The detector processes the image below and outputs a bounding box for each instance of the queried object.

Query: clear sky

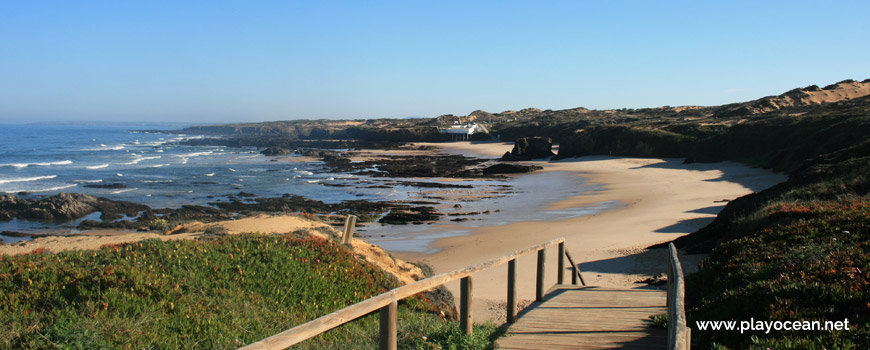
[1,1,868,123]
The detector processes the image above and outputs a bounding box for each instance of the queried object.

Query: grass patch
[0,234,500,349]
[688,199,870,349]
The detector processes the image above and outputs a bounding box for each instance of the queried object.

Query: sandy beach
[398,141,787,322]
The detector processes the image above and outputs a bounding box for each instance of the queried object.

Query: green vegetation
[0,234,501,349]
[688,199,869,349]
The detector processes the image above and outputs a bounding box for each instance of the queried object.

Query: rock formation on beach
[501,136,555,161]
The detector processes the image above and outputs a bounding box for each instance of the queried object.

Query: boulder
[260,147,292,156]
[482,163,543,175]
[501,136,555,161]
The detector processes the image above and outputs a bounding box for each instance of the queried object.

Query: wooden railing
[666,243,691,350]
[240,237,585,350]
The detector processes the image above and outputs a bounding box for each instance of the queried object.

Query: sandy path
[397,141,786,322]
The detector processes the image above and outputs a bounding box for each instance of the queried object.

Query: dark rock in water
[0,193,150,223]
[501,136,555,161]
[238,192,257,197]
[378,207,442,225]
[260,147,292,156]
[83,183,127,189]
[482,163,543,175]
[23,193,100,221]
[2,230,30,237]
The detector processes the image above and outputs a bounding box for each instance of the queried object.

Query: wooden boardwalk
[497,285,668,350]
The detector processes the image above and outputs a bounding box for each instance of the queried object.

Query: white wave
[181,151,213,158]
[86,164,109,170]
[147,164,170,168]
[296,171,314,176]
[204,173,215,177]
[116,173,123,177]
[0,175,57,184]
[0,160,73,168]
[306,180,320,184]
[82,145,124,151]
[111,188,137,194]
[75,179,103,183]
[30,184,78,193]
[142,180,173,183]
[228,168,236,172]
[122,155,162,165]
[156,149,164,153]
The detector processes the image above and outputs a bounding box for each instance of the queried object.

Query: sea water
[0,123,620,249]
[0,123,399,239]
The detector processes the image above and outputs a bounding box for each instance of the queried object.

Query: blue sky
[1,1,868,123]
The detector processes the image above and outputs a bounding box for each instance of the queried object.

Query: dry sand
[399,141,787,322]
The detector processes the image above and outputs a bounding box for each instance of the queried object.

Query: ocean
[0,123,619,248]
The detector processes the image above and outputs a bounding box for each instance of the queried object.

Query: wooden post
[572,265,578,285]
[379,300,397,350]
[557,242,565,284]
[507,259,517,323]
[342,215,357,244]
[536,248,545,302]
[460,276,473,335]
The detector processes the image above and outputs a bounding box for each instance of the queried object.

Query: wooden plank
[536,249,545,301]
[341,215,357,244]
[558,242,565,284]
[460,276,473,335]
[507,258,517,323]
[564,249,586,286]
[378,300,396,350]
[667,243,690,350]
[497,285,668,350]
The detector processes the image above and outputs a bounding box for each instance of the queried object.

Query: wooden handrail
[240,237,571,350]
[666,243,690,350]
[563,249,586,286]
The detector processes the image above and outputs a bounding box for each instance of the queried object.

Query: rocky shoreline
[1,140,548,241]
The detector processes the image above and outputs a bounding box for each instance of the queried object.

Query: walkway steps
[497,285,667,350]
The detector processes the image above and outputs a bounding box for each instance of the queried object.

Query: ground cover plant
[687,199,869,349]
[0,234,500,349]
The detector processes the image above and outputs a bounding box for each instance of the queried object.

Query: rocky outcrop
[260,147,292,156]
[556,126,691,159]
[501,136,555,161]
[482,163,542,175]
[0,193,150,222]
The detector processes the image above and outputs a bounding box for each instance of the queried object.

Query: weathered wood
[240,238,567,349]
[379,300,397,350]
[536,248,545,302]
[497,285,668,350]
[667,243,690,350]
[341,215,357,244]
[557,242,565,284]
[507,258,517,323]
[563,249,586,286]
[460,276,473,334]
